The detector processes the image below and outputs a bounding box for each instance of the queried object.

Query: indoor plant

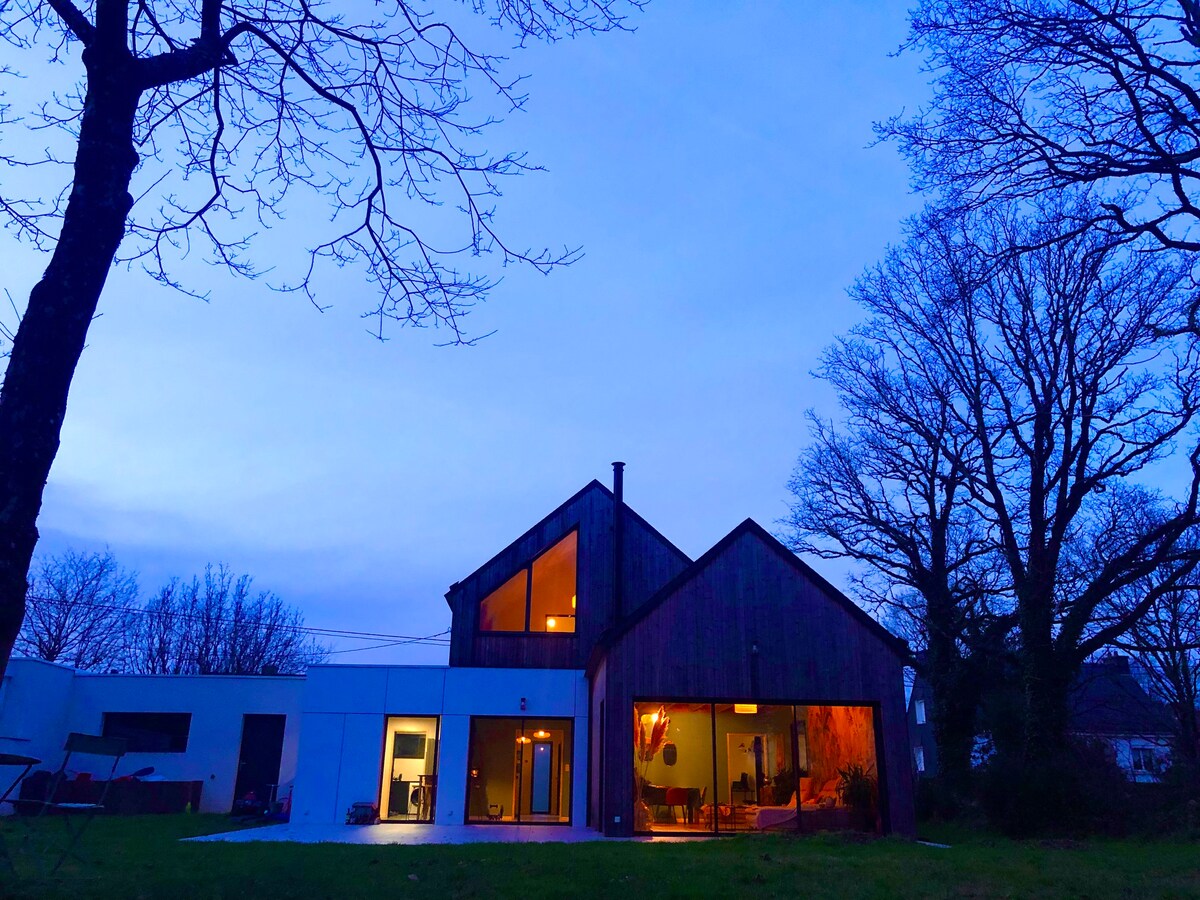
[633,706,671,830]
[836,762,878,831]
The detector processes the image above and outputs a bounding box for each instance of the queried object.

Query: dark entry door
[233,714,286,810]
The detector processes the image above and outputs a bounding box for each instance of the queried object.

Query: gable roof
[444,479,691,605]
[587,517,908,673]
[1069,658,1174,737]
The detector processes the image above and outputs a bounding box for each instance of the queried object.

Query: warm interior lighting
[516,735,531,744]
[546,617,557,629]
[650,712,660,724]
[733,704,758,714]
[571,595,576,609]
[533,730,550,739]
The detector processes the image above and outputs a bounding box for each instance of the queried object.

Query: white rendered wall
[0,658,304,813]
[292,665,589,827]
[0,659,77,768]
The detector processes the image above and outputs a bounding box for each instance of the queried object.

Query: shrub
[980,738,1129,837]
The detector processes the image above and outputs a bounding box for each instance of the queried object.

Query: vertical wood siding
[447,482,689,669]
[600,527,915,836]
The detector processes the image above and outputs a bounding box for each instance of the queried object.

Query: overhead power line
[30,596,451,646]
[326,632,451,655]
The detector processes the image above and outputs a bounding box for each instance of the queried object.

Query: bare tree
[884,1,1200,271]
[798,194,1200,811]
[1110,556,1200,770]
[0,0,642,680]
[784,303,1009,795]
[126,564,326,674]
[15,547,136,670]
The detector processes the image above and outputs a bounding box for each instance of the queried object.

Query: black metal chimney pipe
[612,461,625,624]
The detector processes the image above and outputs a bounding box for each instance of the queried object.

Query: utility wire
[29,596,450,645]
[325,631,451,655]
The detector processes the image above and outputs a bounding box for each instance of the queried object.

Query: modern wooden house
[4,464,916,837]
[292,463,913,836]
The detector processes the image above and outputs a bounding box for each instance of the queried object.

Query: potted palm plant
[836,762,878,832]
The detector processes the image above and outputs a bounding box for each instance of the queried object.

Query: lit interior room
[380,716,440,822]
[633,701,880,834]
[479,531,577,633]
[467,718,573,823]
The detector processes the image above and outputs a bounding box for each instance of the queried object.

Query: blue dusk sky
[7,3,931,663]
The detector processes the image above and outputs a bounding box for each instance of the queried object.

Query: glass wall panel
[467,717,573,823]
[479,571,527,632]
[478,531,577,634]
[631,701,881,835]
[712,704,796,833]
[633,702,715,834]
[797,704,880,833]
[380,716,439,822]
[519,718,573,821]
[529,531,577,633]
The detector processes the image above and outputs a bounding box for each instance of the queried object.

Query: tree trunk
[0,50,141,681]
[1018,581,1071,763]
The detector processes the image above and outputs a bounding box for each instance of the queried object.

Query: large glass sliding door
[713,704,796,832]
[380,716,440,822]
[466,717,573,824]
[634,703,715,833]
[633,701,880,835]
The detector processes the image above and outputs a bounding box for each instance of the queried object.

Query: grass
[0,815,1197,899]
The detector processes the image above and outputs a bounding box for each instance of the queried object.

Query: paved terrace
[186,824,697,845]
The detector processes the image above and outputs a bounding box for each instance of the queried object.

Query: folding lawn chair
[0,752,41,872]
[33,732,126,874]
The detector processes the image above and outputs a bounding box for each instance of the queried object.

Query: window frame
[463,715,575,825]
[477,528,579,637]
[378,714,442,823]
[101,711,192,753]
[1131,745,1160,772]
[630,695,888,837]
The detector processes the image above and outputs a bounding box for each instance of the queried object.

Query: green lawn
[1,815,1197,899]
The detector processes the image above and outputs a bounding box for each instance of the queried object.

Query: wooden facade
[445,480,690,669]
[444,476,915,837]
[587,519,916,837]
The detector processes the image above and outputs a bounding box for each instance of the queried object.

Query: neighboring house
[1069,655,1175,782]
[906,677,936,779]
[4,465,916,836]
[906,654,1174,783]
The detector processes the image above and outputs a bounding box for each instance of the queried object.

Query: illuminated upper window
[480,531,577,634]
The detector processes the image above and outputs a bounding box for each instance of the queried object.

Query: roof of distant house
[1068,655,1174,737]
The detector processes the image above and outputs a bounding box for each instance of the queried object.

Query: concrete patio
[186,823,695,845]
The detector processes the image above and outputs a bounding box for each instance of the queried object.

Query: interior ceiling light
[733,704,758,714]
